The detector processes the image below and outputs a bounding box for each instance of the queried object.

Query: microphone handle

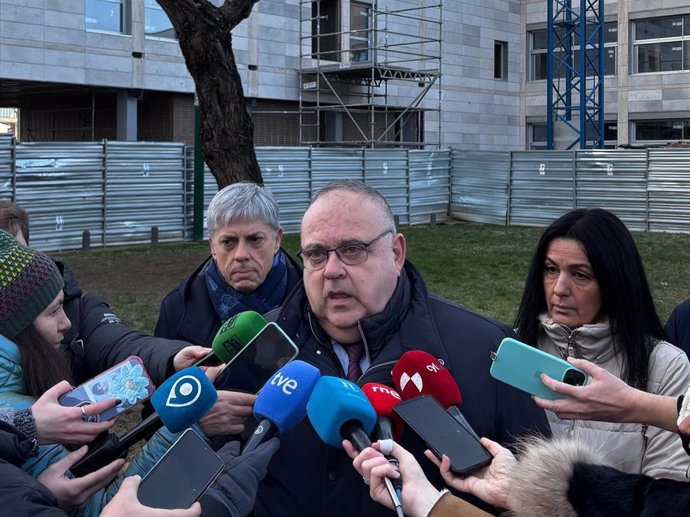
[119,413,164,449]
[341,420,372,452]
[70,433,127,477]
[375,417,403,494]
[243,418,275,454]
[446,406,481,441]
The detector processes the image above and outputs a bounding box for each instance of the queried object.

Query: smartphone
[213,322,299,394]
[138,428,224,510]
[490,337,588,400]
[393,395,492,476]
[59,356,155,422]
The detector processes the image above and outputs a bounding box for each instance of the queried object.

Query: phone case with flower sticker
[58,356,156,422]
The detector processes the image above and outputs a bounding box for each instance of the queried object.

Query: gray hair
[308,180,396,233]
[207,182,280,238]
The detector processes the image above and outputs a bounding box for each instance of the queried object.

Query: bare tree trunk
[156,0,263,188]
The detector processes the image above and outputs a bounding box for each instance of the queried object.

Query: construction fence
[3,136,690,252]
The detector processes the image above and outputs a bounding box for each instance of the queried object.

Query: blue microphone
[307,376,403,516]
[306,376,377,450]
[151,367,218,433]
[242,360,321,453]
[71,367,217,477]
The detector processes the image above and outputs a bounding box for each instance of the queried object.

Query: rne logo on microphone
[371,385,402,399]
[270,372,298,395]
[398,372,423,392]
[166,375,202,407]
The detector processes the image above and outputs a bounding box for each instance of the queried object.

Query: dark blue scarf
[205,250,289,320]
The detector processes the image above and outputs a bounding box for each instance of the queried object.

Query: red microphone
[392,350,479,440]
[361,383,404,501]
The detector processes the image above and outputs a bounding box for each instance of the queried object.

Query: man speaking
[254,180,550,517]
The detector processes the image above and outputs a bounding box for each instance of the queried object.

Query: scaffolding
[547,0,605,149]
[299,1,442,148]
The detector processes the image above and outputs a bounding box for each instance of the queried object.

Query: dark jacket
[154,251,303,346]
[57,260,188,387]
[255,261,551,517]
[666,298,690,359]
[0,422,65,517]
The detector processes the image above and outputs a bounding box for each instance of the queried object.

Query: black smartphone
[137,429,224,510]
[393,395,492,476]
[213,322,299,394]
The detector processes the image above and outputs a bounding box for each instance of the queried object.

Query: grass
[56,222,690,332]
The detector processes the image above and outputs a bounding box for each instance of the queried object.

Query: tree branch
[219,0,260,28]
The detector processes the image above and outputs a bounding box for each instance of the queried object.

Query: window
[145,0,175,39]
[494,41,508,80]
[529,22,617,81]
[528,122,617,149]
[633,119,690,144]
[350,2,372,62]
[633,16,690,73]
[85,0,125,33]
[312,0,340,61]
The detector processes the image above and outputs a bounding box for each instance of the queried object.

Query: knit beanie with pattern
[0,230,64,339]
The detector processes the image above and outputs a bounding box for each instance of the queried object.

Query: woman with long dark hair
[514,208,690,480]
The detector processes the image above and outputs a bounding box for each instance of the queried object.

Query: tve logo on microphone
[166,375,202,407]
[270,371,298,395]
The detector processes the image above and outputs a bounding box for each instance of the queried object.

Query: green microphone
[194,311,267,367]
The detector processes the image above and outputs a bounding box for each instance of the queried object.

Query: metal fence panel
[14,142,105,251]
[363,149,410,226]
[105,142,187,245]
[451,150,509,225]
[575,150,649,231]
[408,150,451,225]
[648,149,690,233]
[0,135,13,199]
[509,151,575,227]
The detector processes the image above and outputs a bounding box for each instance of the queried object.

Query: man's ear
[392,233,406,275]
[275,228,284,252]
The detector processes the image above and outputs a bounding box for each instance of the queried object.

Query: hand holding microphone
[307,377,404,517]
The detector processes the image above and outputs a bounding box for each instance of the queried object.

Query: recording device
[70,366,217,477]
[392,350,479,440]
[490,337,588,400]
[59,356,155,422]
[195,311,267,368]
[361,383,404,498]
[242,360,321,453]
[393,394,492,476]
[307,377,403,515]
[213,322,299,394]
[137,428,224,510]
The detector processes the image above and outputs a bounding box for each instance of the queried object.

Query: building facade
[4,1,685,150]
[524,0,690,149]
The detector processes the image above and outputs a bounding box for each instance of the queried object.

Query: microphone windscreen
[211,311,267,363]
[361,383,404,439]
[151,367,218,433]
[392,350,462,408]
[253,360,321,434]
[307,376,377,448]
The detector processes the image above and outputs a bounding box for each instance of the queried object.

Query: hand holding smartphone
[138,428,224,509]
[490,338,588,400]
[213,322,299,394]
[393,395,492,476]
[59,356,155,422]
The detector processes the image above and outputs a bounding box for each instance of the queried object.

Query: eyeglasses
[297,230,393,271]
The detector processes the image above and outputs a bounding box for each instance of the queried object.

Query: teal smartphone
[489,337,588,400]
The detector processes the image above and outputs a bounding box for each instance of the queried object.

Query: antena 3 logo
[398,372,423,392]
[166,375,202,407]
